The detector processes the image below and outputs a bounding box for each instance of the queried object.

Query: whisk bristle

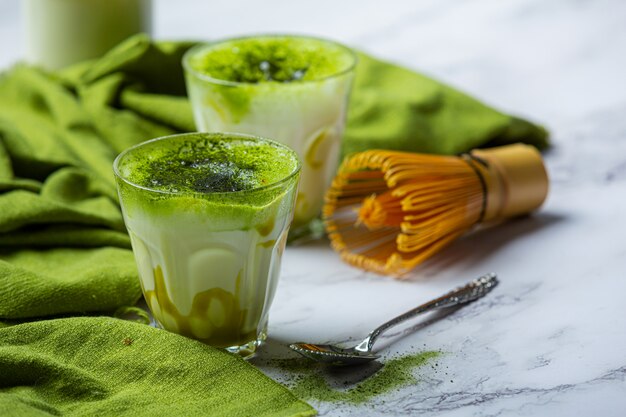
[324,150,486,276]
[357,194,396,229]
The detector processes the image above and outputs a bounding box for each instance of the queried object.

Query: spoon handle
[355,272,498,353]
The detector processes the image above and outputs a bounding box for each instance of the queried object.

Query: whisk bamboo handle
[470,144,549,222]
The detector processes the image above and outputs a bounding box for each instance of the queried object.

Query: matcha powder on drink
[267,350,441,404]
[117,133,298,195]
[188,36,354,84]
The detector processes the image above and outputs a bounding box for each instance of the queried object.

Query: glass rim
[113,132,302,198]
[182,33,358,87]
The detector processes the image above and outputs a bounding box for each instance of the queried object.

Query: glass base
[225,326,268,360]
[149,311,268,360]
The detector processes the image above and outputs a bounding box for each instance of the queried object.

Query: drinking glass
[183,35,356,239]
[23,0,151,70]
[114,132,300,357]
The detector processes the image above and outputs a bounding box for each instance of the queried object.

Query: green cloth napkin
[345,53,548,155]
[0,317,315,417]
[0,37,199,319]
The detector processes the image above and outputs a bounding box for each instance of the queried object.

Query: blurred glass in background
[23,0,151,70]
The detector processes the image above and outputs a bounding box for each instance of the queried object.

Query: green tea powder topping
[120,133,298,194]
[189,36,354,84]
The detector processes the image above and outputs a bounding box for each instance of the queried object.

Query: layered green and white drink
[114,133,300,357]
[183,35,356,238]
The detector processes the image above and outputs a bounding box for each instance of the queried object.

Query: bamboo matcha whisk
[323,143,549,276]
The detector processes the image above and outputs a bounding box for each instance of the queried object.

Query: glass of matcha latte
[114,133,300,357]
[183,35,356,239]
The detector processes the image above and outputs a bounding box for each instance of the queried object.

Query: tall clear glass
[113,133,300,357]
[183,35,357,239]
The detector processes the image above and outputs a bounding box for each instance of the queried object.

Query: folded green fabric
[0,317,315,417]
[0,37,197,319]
[345,53,549,155]
[0,248,138,319]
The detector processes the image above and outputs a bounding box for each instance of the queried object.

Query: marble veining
[2,0,626,415]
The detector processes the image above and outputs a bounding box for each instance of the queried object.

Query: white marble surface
[2,0,626,415]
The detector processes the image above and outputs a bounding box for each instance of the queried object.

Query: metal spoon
[289,272,498,365]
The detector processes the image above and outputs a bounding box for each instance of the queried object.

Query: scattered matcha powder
[266,350,441,404]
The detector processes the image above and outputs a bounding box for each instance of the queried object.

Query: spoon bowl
[289,343,380,365]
